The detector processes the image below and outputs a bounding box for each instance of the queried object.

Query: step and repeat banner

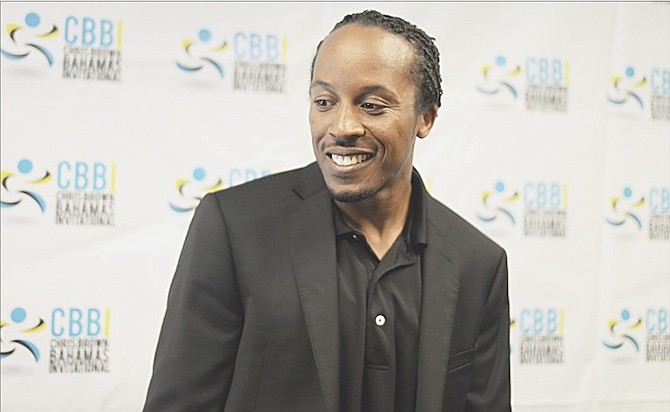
[1,3,668,411]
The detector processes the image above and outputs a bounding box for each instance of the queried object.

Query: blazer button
[375,314,386,326]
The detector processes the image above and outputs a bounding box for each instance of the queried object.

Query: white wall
[1,3,668,411]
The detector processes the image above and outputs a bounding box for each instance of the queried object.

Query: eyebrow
[309,81,396,97]
[309,80,334,93]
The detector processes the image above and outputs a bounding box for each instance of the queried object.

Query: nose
[329,103,364,142]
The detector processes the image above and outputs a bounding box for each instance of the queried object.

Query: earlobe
[416,104,438,139]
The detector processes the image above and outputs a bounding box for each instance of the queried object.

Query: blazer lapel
[286,164,340,412]
[415,210,461,412]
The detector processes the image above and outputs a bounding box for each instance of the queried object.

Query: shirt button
[375,314,386,326]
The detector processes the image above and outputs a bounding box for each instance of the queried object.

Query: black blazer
[144,163,511,412]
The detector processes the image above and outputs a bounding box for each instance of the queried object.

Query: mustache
[327,138,375,149]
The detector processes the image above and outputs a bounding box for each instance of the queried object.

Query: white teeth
[331,154,371,166]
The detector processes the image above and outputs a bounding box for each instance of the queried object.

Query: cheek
[382,128,415,163]
[309,115,328,142]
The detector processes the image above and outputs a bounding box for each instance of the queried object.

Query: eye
[313,98,335,111]
[360,102,385,114]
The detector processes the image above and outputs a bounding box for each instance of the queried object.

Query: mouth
[327,153,373,167]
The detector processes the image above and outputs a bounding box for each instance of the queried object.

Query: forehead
[312,24,416,87]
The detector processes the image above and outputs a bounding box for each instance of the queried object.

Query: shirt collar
[333,168,428,252]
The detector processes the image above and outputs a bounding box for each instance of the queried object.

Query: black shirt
[334,172,427,412]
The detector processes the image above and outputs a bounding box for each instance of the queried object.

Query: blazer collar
[287,163,340,412]
[415,198,462,412]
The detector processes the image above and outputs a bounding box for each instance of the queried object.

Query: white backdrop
[1,3,668,411]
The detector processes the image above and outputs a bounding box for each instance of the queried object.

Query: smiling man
[145,10,510,412]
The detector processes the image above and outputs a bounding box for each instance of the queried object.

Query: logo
[605,186,669,241]
[1,307,47,362]
[608,66,670,122]
[55,161,116,226]
[476,180,568,237]
[2,158,117,226]
[513,307,565,365]
[62,15,123,81]
[477,54,570,112]
[1,12,58,67]
[608,66,647,109]
[476,55,521,99]
[605,186,645,232]
[476,181,520,226]
[2,306,112,373]
[169,166,270,213]
[176,27,288,93]
[2,12,123,81]
[603,308,669,362]
[49,307,111,373]
[177,28,229,79]
[524,56,569,112]
[169,167,224,213]
[650,68,670,121]
[1,158,52,213]
[233,31,287,93]
[603,308,642,353]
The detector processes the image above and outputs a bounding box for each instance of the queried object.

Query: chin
[328,187,377,203]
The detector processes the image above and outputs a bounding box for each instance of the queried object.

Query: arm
[144,193,244,411]
[465,249,511,412]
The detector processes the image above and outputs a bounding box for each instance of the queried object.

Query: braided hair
[310,10,443,113]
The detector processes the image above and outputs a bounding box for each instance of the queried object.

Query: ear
[416,104,438,139]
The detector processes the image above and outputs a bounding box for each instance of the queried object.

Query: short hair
[310,10,443,112]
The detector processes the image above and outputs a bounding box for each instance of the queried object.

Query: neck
[335,178,412,259]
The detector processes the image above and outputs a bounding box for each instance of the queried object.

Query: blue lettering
[651,69,670,94]
[547,308,557,334]
[536,183,547,208]
[57,161,71,189]
[520,309,531,334]
[100,19,114,48]
[552,59,563,85]
[527,57,564,85]
[526,57,537,84]
[647,308,668,333]
[533,309,543,333]
[81,17,95,46]
[524,182,563,209]
[87,308,101,336]
[51,308,66,337]
[234,32,283,61]
[229,169,243,186]
[64,16,78,45]
[649,187,670,212]
[249,33,262,60]
[660,308,668,333]
[550,183,561,208]
[234,32,246,59]
[266,35,279,62]
[523,182,534,207]
[69,308,82,337]
[93,163,107,191]
[74,162,88,190]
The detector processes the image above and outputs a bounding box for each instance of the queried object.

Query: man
[144,10,510,412]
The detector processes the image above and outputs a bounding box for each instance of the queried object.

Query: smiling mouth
[329,153,372,166]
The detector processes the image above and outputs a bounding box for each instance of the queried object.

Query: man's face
[309,23,436,203]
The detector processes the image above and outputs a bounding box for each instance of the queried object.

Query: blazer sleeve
[144,193,244,411]
[465,249,512,412]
